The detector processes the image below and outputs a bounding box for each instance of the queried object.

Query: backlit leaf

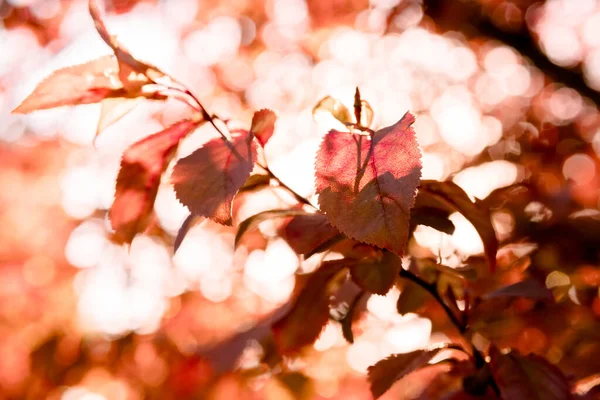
[280,213,341,257]
[367,348,444,399]
[95,97,141,140]
[489,346,571,400]
[171,130,257,225]
[89,0,185,91]
[272,260,349,354]
[250,109,276,147]
[416,180,498,272]
[13,56,124,114]
[312,96,353,125]
[315,112,422,256]
[238,173,271,194]
[235,209,312,248]
[349,250,403,295]
[110,120,198,243]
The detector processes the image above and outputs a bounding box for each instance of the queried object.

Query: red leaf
[13,56,125,114]
[110,120,198,243]
[89,0,186,91]
[416,180,498,272]
[280,213,341,257]
[315,112,422,256]
[489,346,571,400]
[272,260,349,354]
[171,131,257,225]
[367,348,444,399]
[250,109,276,147]
[350,250,403,295]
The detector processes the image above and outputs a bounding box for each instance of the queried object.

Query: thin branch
[398,268,486,368]
[399,268,464,331]
[259,163,318,210]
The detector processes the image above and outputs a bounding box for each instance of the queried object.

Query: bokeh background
[1,0,600,398]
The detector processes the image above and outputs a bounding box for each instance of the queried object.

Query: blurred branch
[422,0,600,106]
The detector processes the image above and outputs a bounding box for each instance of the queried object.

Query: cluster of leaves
[14,1,600,399]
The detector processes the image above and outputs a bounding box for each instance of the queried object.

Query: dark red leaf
[350,250,403,295]
[13,56,125,114]
[280,213,341,257]
[489,346,571,400]
[340,290,367,344]
[396,280,427,314]
[272,260,349,354]
[174,213,203,253]
[171,130,257,225]
[483,279,553,301]
[411,206,455,235]
[250,109,276,147]
[416,180,498,272]
[315,112,422,256]
[235,209,313,248]
[110,120,198,243]
[367,348,444,399]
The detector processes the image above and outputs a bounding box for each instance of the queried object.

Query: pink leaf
[13,56,124,114]
[250,109,276,147]
[171,131,257,225]
[315,112,422,256]
[110,120,198,243]
[489,346,571,400]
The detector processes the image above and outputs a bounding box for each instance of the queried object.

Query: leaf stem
[259,163,318,210]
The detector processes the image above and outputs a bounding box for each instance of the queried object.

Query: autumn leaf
[250,109,276,147]
[95,97,141,140]
[173,213,204,253]
[13,56,126,114]
[396,280,427,314]
[110,119,198,243]
[489,346,571,400]
[238,173,272,194]
[340,290,366,344]
[349,250,403,295]
[171,130,257,225]
[279,213,342,257]
[315,112,422,256]
[235,209,313,248]
[416,180,498,272]
[89,0,187,92]
[367,348,444,399]
[272,260,349,354]
[312,96,353,125]
[410,206,455,235]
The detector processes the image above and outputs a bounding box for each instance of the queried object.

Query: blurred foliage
[1,0,600,399]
